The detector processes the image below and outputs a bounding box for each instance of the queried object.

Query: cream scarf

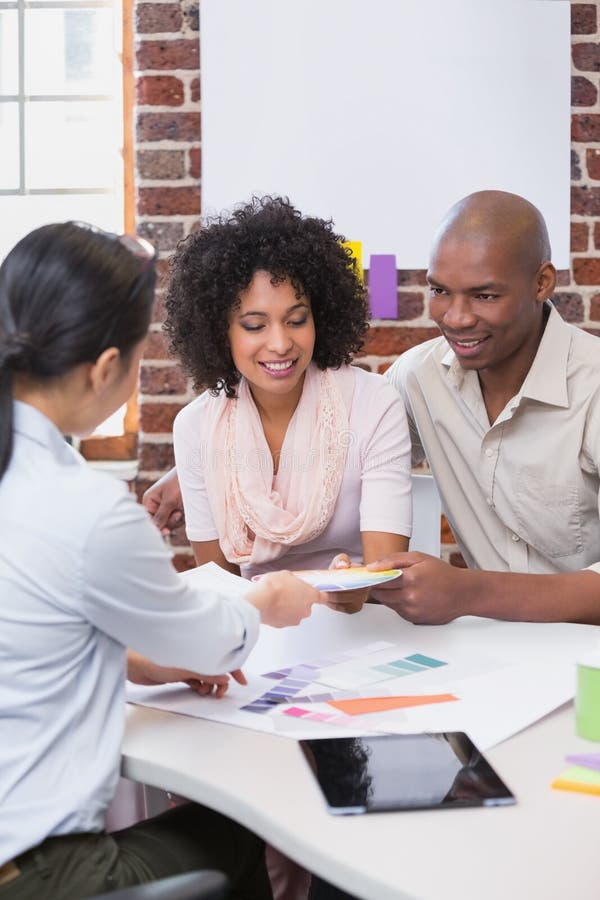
[203,363,355,567]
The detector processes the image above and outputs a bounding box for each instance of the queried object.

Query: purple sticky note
[368,255,397,319]
[566,752,600,772]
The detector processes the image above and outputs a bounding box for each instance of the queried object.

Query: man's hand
[368,552,469,624]
[127,650,247,698]
[324,553,369,614]
[142,467,184,535]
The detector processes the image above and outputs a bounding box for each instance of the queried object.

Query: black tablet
[299,732,516,814]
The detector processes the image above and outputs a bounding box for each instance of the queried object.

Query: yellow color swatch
[342,240,364,282]
[327,693,458,716]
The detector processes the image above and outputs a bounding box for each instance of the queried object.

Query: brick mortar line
[136,144,201,149]
[138,433,178,443]
[135,32,198,40]
[357,355,398,369]
[135,74,201,84]
[136,142,201,150]
[138,438,184,450]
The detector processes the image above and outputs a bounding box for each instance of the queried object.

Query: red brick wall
[133,1,600,569]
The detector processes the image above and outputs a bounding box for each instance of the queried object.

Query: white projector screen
[201,0,571,268]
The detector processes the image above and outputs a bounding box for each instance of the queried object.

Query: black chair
[89,870,230,900]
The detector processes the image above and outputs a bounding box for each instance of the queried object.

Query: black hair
[164,196,369,397]
[0,222,156,481]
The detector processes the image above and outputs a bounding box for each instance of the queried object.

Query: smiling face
[427,235,553,379]
[227,270,316,409]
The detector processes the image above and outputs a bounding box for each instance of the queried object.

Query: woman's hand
[247,571,324,627]
[127,650,247,698]
[324,553,369,614]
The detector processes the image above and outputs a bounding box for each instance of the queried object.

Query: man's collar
[13,401,82,466]
[441,302,571,408]
[518,304,570,407]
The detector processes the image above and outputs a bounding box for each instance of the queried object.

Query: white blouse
[0,402,259,865]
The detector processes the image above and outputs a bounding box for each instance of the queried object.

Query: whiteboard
[200,0,570,268]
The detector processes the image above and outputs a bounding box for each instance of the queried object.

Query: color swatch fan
[254,566,401,592]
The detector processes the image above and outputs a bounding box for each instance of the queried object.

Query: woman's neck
[13,380,67,433]
[248,376,305,429]
[13,369,90,436]
[248,376,306,475]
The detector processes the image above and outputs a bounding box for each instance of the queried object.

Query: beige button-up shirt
[386,304,600,575]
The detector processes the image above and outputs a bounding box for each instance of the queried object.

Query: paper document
[127,572,599,750]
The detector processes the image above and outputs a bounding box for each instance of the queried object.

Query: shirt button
[485,448,495,458]
[511,534,520,542]
[486,497,493,506]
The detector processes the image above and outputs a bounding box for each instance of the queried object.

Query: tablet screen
[299,732,515,814]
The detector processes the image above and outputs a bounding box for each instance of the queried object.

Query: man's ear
[89,347,121,395]
[536,261,556,303]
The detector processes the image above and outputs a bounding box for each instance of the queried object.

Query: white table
[122,608,600,900]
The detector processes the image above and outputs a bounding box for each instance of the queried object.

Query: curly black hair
[164,196,369,396]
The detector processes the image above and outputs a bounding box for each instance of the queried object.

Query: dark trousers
[309,878,359,900]
[0,803,273,900]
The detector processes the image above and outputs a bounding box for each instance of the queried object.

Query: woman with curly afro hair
[147,195,412,593]
[165,195,371,398]
[145,196,412,899]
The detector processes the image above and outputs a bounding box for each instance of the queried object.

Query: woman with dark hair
[149,197,411,606]
[0,222,321,900]
[145,197,412,899]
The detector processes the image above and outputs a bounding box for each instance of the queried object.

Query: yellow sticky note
[551,765,600,797]
[342,240,364,282]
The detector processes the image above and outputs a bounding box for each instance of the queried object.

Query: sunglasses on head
[118,234,156,268]
[95,232,157,351]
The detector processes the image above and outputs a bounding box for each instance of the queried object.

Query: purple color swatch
[566,752,600,772]
[368,255,397,319]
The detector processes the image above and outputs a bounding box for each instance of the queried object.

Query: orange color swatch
[327,694,458,716]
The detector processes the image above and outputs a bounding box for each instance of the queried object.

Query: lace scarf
[203,363,355,567]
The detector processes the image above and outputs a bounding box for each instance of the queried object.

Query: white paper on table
[127,584,597,750]
[179,561,252,596]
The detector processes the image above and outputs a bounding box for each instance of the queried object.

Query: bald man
[372,190,600,625]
